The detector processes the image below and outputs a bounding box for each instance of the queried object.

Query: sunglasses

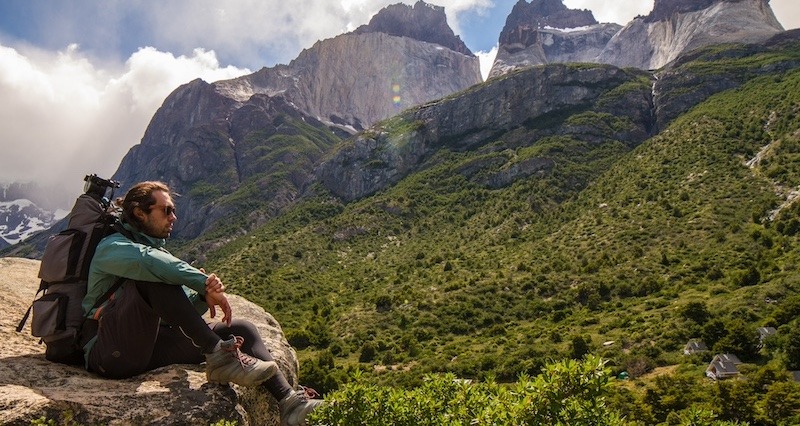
[151,204,177,216]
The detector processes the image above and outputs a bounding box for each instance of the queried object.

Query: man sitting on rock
[82,181,322,426]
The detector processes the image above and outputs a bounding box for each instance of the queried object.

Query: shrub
[308,356,626,425]
[359,342,377,363]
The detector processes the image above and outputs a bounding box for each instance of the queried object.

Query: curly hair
[115,181,172,229]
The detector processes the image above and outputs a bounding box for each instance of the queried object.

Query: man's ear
[133,206,148,222]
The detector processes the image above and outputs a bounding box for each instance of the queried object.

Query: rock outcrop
[318,63,655,201]
[653,29,800,130]
[500,0,598,34]
[491,0,785,77]
[488,0,620,79]
[598,0,784,69]
[0,257,299,425]
[354,0,473,56]
[489,23,622,79]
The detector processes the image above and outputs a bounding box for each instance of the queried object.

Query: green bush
[309,356,627,425]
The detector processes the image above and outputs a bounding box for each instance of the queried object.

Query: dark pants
[88,280,293,400]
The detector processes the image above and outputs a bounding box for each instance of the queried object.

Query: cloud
[0,43,250,196]
[142,0,494,67]
[476,45,498,81]
[771,0,800,30]
[562,0,654,25]
[562,0,798,29]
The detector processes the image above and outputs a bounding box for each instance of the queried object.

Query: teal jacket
[82,222,209,359]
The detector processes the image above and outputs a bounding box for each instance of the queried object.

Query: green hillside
[200,42,800,424]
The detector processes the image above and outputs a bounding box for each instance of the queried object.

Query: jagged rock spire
[499,0,597,44]
[354,0,473,56]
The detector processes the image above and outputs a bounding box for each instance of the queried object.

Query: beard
[141,220,172,239]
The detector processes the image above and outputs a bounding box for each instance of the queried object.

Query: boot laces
[224,335,258,369]
[299,385,320,400]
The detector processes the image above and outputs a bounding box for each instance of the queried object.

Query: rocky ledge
[0,257,299,426]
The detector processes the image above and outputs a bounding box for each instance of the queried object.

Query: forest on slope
[196,39,800,424]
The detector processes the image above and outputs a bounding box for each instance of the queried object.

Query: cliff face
[488,0,619,78]
[318,64,656,201]
[489,23,622,79]
[491,0,785,77]
[653,30,800,130]
[113,84,339,240]
[319,30,800,203]
[598,0,784,69]
[235,31,480,132]
[215,1,480,133]
[107,1,480,241]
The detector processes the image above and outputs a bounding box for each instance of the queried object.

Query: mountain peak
[354,0,473,56]
[644,0,742,23]
[599,0,784,69]
[499,0,598,44]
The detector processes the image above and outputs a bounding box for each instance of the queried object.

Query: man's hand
[205,272,225,294]
[202,271,230,325]
[206,290,233,326]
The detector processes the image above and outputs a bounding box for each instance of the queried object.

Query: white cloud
[0,43,250,197]
[562,0,653,25]
[139,0,494,67]
[562,0,798,30]
[476,45,497,81]
[771,0,800,30]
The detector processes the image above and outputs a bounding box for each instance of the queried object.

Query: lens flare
[392,83,401,107]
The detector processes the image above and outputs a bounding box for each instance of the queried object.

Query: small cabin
[706,354,742,380]
[683,340,709,355]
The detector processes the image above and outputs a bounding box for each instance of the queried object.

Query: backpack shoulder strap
[87,221,131,314]
[112,221,135,241]
[15,281,47,332]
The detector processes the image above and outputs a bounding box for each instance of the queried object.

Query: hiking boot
[205,335,278,386]
[279,387,324,426]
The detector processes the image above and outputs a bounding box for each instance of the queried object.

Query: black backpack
[17,174,123,365]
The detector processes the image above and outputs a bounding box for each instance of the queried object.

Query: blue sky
[0,0,510,70]
[0,0,797,197]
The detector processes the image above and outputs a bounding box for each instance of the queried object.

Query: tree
[712,380,757,424]
[643,375,699,423]
[702,318,728,348]
[784,321,800,370]
[359,342,376,363]
[309,356,628,426]
[735,266,760,287]
[680,301,711,324]
[570,335,591,360]
[713,319,759,361]
[760,381,800,424]
[374,294,392,312]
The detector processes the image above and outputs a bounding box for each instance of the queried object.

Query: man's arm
[93,236,207,294]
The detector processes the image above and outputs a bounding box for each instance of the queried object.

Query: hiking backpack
[17,174,122,365]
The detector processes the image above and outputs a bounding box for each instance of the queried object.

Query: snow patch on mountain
[0,199,64,247]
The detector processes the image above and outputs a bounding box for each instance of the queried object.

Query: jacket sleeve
[92,236,208,295]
